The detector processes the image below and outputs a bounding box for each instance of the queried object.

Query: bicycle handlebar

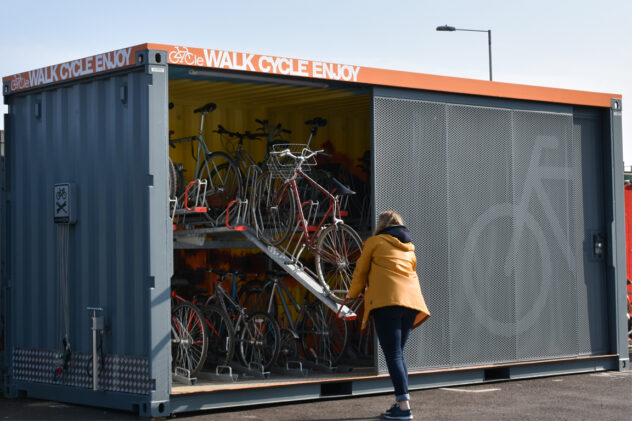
[215,124,263,141]
[255,118,292,135]
[206,267,253,279]
[276,148,325,161]
[169,135,198,145]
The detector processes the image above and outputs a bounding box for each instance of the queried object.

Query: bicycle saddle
[170,277,190,286]
[306,117,327,127]
[194,102,217,114]
[330,177,355,196]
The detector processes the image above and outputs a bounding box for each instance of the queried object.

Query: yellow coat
[348,234,430,330]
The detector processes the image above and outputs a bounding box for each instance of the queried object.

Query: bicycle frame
[206,276,248,331]
[264,276,308,334]
[220,123,287,193]
[170,110,243,225]
[278,167,343,250]
[170,133,213,193]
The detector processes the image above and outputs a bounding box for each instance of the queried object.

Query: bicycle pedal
[193,207,207,213]
[233,225,247,231]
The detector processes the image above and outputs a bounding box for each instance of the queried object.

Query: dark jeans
[372,305,417,402]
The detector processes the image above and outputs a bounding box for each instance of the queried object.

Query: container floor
[171,365,378,394]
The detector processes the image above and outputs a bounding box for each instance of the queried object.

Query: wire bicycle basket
[266,144,317,179]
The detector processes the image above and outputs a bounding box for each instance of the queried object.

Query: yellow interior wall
[168,78,371,181]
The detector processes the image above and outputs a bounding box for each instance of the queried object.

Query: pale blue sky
[2,0,630,161]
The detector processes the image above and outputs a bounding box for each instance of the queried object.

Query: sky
[1,0,630,162]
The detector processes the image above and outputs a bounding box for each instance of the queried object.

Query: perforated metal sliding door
[373,95,608,372]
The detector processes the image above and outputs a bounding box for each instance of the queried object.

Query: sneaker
[383,403,399,416]
[382,405,413,420]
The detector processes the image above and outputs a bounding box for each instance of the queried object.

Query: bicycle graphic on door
[462,135,576,337]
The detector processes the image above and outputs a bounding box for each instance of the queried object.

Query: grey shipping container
[0,43,628,417]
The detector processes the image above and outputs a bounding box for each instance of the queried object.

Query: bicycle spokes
[315,224,363,303]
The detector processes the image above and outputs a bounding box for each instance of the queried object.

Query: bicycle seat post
[199,111,206,136]
[306,127,316,149]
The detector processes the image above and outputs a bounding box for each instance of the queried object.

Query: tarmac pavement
[1,368,631,420]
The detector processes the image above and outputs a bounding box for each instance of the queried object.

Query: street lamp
[436,25,493,81]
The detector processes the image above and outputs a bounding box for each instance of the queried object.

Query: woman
[347,211,430,420]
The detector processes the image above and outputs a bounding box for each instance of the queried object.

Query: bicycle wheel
[171,302,208,378]
[199,303,235,368]
[299,301,348,366]
[276,327,299,367]
[200,151,243,224]
[238,311,281,370]
[169,158,177,198]
[315,223,363,303]
[250,170,296,246]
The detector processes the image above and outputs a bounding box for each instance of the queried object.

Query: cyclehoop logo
[10,74,30,91]
[168,46,204,66]
[461,135,576,337]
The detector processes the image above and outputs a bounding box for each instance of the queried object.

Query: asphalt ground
[1,368,631,420]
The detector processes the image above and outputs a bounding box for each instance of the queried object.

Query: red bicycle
[250,119,363,303]
[170,291,208,378]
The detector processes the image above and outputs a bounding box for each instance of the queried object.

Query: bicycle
[170,290,208,378]
[169,102,242,226]
[216,119,292,177]
[214,119,293,217]
[196,268,281,371]
[462,134,577,337]
[244,270,349,367]
[250,119,363,303]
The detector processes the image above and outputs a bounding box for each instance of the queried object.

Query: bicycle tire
[250,170,296,246]
[200,151,243,225]
[276,327,299,367]
[171,301,208,378]
[238,311,281,370]
[199,303,235,368]
[299,301,348,366]
[169,158,177,199]
[315,223,363,303]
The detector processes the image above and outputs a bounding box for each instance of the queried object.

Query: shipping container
[1,43,628,417]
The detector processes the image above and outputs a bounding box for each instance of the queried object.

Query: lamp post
[436,25,493,81]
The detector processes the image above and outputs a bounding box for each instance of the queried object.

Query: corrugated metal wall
[373,92,611,372]
[4,69,152,359]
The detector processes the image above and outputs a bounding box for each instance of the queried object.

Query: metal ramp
[173,226,358,320]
